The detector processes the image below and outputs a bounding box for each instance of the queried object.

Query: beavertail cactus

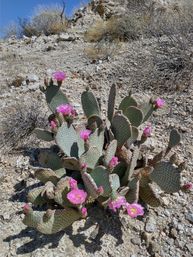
[21,71,190,234]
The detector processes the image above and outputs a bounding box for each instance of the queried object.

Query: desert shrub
[28,5,68,36]
[85,15,143,42]
[0,101,47,153]
[5,4,68,38]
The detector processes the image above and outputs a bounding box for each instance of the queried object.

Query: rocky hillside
[0,0,193,256]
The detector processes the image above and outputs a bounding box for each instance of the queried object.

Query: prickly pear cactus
[21,71,189,234]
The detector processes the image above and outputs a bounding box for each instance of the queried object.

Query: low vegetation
[4,4,68,38]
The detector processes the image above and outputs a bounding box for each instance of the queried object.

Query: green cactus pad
[150,161,181,193]
[128,126,139,146]
[23,209,44,228]
[34,128,54,141]
[36,208,81,234]
[54,168,66,178]
[89,128,104,156]
[56,123,84,158]
[139,183,161,207]
[91,166,112,197]
[108,84,116,122]
[112,162,127,178]
[81,89,100,118]
[111,114,131,147]
[168,129,181,150]
[45,84,69,112]
[81,172,100,199]
[140,102,154,122]
[122,146,140,183]
[62,157,80,170]
[37,150,63,170]
[54,178,71,207]
[27,187,48,206]
[119,96,138,113]
[109,174,120,192]
[126,177,139,203]
[104,140,117,166]
[149,151,164,167]
[124,106,144,127]
[35,168,60,185]
[88,115,103,129]
[80,147,100,170]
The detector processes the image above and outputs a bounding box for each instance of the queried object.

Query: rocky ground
[0,1,193,256]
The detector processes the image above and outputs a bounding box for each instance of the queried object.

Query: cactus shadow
[4,207,124,255]
[9,181,43,203]
[65,206,124,253]
[4,228,65,255]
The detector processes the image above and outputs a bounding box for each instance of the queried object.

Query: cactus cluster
[23,72,189,234]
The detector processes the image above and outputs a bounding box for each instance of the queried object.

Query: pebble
[26,74,39,82]
[145,217,157,233]
[186,213,193,224]
[131,237,141,246]
[186,243,193,252]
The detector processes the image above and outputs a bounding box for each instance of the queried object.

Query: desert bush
[0,101,47,153]
[5,4,68,38]
[21,71,190,235]
[29,5,68,36]
[85,15,143,43]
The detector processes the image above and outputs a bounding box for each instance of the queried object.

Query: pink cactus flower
[143,124,152,137]
[80,129,92,141]
[154,98,165,109]
[108,156,119,169]
[97,186,104,195]
[126,203,144,218]
[52,71,66,81]
[67,189,87,205]
[81,207,88,218]
[69,178,78,190]
[182,182,193,191]
[108,196,127,212]
[56,104,74,116]
[23,203,31,214]
[50,120,57,129]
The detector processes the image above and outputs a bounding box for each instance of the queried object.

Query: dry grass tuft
[85,40,120,61]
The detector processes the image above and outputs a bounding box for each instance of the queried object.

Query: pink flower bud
[80,129,92,141]
[97,186,104,195]
[52,71,66,82]
[154,98,165,109]
[108,156,119,169]
[81,163,88,170]
[50,120,57,129]
[143,125,152,137]
[81,207,88,218]
[69,178,78,190]
[23,203,31,214]
[182,182,193,191]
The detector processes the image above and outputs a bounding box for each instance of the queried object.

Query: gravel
[0,1,193,256]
